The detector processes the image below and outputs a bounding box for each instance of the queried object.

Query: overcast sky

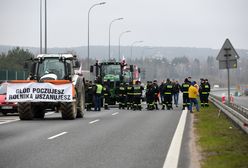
[1,0,247,49]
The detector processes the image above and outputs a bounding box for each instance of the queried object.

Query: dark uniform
[159,81,165,104]
[162,79,173,110]
[126,82,134,110]
[85,81,94,111]
[103,82,110,110]
[201,79,211,107]
[181,78,190,110]
[153,80,160,110]
[199,79,205,107]
[133,81,143,110]
[146,82,155,110]
[117,83,127,109]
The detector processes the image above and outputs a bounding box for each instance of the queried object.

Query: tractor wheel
[18,102,33,120]
[76,86,85,118]
[60,102,77,120]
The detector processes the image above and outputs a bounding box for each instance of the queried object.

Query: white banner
[6,83,73,102]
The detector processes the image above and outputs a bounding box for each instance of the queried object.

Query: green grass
[194,103,248,168]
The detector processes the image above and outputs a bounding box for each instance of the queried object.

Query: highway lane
[0,106,191,168]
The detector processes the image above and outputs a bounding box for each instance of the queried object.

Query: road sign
[217,38,239,62]
[219,60,237,69]
[216,38,239,105]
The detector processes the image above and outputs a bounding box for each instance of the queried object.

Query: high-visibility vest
[96,84,103,94]
[182,83,190,94]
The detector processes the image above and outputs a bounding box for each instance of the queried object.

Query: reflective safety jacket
[163,82,173,95]
[118,85,126,96]
[127,85,134,96]
[133,85,142,96]
[181,82,190,95]
[96,84,103,95]
[103,85,110,97]
[201,83,210,94]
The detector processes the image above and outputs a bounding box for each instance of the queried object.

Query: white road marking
[48,132,68,140]
[163,109,188,168]
[89,119,100,124]
[0,119,19,125]
[45,112,55,116]
[112,112,119,116]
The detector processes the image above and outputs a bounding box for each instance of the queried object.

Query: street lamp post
[131,41,143,58]
[108,18,123,60]
[44,0,47,54]
[40,0,42,54]
[118,30,131,61]
[87,2,106,70]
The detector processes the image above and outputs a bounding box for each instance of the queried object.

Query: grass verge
[194,102,248,168]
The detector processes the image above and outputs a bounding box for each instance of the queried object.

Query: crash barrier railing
[209,94,248,134]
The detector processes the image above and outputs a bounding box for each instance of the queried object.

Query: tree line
[1,47,248,87]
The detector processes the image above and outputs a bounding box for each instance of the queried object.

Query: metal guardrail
[209,94,248,134]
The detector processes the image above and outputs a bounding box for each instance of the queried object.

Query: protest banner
[6,82,73,102]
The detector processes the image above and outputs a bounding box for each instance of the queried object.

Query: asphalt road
[0,105,192,168]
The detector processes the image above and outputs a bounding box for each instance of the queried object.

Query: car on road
[0,83,18,115]
[213,84,220,89]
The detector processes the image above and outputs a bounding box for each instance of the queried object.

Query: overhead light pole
[131,41,143,58]
[87,2,106,70]
[118,30,131,61]
[44,0,47,54]
[40,0,42,54]
[108,17,123,60]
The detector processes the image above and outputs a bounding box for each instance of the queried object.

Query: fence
[0,70,28,81]
[209,94,248,134]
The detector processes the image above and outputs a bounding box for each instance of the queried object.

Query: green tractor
[90,60,126,105]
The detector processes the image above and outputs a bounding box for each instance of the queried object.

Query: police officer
[117,82,127,109]
[162,78,173,110]
[133,81,143,110]
[181,78,191,110]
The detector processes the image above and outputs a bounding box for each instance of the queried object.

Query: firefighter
[199,78,205,107]
[162,78,173,110]
[146,81,155,110]
[126,81,134,110]
[181,78,191,110]
[153,80,160,110]
[103,80,110,110]
[133,80,143,110]
[117,82,127,109]
[201,79,211,107]
[159,80,165,104]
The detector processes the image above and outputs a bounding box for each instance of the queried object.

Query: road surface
[0,104,192,168]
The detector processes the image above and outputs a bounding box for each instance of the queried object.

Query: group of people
[84,77,211,113]
[146,77,211,112]
[84,79,144,111]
